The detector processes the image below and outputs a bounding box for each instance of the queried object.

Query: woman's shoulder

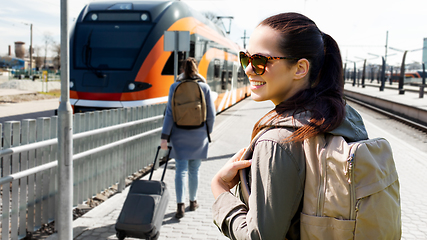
[257,128,293,146]
[197,81,211,91]
[255,127,304,156]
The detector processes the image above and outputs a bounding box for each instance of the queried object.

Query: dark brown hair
[182,57,206,82]
[251,13,345,141]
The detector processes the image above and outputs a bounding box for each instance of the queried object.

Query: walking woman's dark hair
[182,57,206,83]
[252,12,345,141]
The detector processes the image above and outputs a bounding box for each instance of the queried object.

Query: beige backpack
[171,78,207,128]
[301,134,401,239]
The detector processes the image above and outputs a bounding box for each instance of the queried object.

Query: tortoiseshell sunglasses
[239,51,296,75]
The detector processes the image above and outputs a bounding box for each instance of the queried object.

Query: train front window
[74,23,152,70]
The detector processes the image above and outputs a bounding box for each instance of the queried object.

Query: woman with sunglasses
[211,13,368,239]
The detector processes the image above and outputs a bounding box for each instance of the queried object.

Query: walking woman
[211,13,368,239]
[161,57,216,219]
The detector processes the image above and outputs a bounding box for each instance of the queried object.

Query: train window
[84,11,151,22]
[214,60,220,78]
[190,41,195,58]
[74,23,152,70]
[162,52,186,75]
[107,3,133,10]
[99,13,141,21]
[221,71,226,90]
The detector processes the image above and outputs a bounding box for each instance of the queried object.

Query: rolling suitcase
[115,146,172,240]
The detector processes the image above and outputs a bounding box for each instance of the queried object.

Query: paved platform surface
[44,81,427,240]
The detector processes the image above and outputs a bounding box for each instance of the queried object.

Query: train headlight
[141,13,149,21]
[70,81,74,88]
[128,83,135,90]
[91,13,98,21]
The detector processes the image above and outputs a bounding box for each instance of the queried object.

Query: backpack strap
[238,126,275,205]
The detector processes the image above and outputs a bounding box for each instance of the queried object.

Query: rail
[0,103,166,240]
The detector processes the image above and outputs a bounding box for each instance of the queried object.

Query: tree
[42,32,55,69]
[34,46,44,70]
[52,43,60,70]
[202,11,221,26]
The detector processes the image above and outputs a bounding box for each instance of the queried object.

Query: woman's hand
[211,148,252,199]
[160,139,169,150]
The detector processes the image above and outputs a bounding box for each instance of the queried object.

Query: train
[69,0,250,113]
[385,70,426,82]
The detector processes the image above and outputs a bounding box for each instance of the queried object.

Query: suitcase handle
[149,146,172,181]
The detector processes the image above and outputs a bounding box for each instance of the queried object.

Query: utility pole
[385,31,388,63]
[22,22,33,76]
[44,40,48,69]
[30,24,33,76]
[58,0,73,239]
[241,30,249,49]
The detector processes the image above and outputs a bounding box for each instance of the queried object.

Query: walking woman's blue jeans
[175,159,202,204]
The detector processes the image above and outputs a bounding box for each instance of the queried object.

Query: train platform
[44,82,427,240]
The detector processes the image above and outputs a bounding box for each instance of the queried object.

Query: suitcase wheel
[116,230,126,240]
[148,231,160,240]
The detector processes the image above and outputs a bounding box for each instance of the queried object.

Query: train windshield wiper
[82,30,105,78]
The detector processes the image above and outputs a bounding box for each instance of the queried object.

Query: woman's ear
[294,58,309,80]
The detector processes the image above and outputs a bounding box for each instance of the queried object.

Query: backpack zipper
[316,148,327,216]
[346,145,358,220]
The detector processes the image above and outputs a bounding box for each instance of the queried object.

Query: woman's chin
[250,95,267,102]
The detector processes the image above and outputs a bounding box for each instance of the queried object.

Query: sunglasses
[239,51,296,75]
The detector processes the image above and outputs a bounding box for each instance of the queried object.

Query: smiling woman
[210,12,372,240]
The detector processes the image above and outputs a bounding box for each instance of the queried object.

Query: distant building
[15,41,26,59]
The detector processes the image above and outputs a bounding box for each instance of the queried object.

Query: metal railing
[0,103,166,239]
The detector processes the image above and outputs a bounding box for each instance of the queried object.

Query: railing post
[118,108,127,193]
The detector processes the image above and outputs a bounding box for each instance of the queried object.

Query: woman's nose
[244,62,255,75]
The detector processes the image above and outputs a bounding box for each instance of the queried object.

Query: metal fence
[0,103,166,239]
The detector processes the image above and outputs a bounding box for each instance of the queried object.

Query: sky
[1,0,426,68]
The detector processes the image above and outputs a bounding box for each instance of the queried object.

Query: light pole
[389,46,425,94]
[58,0,73,239]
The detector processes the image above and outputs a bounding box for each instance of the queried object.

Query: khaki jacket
[212,105,368,240]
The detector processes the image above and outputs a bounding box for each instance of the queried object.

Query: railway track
[345,95,427,133]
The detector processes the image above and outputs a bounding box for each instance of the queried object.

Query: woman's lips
[250,81,266,90]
